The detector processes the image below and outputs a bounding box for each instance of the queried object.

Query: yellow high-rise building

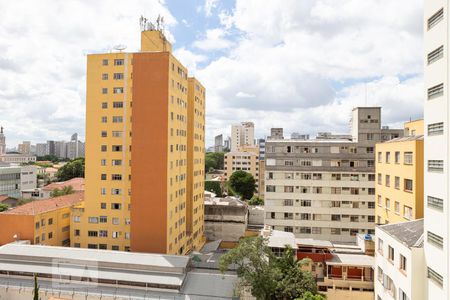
[375,119,424,225]
[71,27,205,255]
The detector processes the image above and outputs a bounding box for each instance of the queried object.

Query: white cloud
[173,47,207,75]
[193,28,233,51]
[196,0,424,145]
[0,0,176,146]
[204,0,219,17]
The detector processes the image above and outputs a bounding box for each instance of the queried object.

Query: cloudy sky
[0,0,424,147]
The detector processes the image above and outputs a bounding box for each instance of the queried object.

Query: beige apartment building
[375,119,424,225]
[224,145,261,196]
[264,107,403,243]
[231,122,255,151]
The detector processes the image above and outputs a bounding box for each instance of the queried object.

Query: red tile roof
[42,177,85,191]
[1,192,84,215]
[0,195,11,202]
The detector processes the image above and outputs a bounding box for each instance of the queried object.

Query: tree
[55,158,85,181]
[33,274,40,300]
[50,185,75,198]
[296,292,326,300]
[248,195,264,205]
[205,152,225,173]
[205,181,223,196]
[0,203,9,212]
[229,171,256,200]
[219,237,320,300]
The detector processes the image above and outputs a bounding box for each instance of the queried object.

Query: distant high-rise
[18,141,31,155]
[231,122,255,151]
[214,134,224,152]
[0,126,5,156]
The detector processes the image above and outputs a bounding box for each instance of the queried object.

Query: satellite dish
[114,44,127,52]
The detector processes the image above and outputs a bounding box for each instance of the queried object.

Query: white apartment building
[231,122,255,151]
[375,219,425,300]
[264,107,403,243]
[423,2,448,298]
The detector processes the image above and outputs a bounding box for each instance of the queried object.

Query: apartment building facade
[224,145,261,195]
[231,122,255,151]
[264,107,402,243]
[71,28,205,255]
[423,1,448,298]
[375,219,425,300]
[0,192,84,246]
[375,120,424,225]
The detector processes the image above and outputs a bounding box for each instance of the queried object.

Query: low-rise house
[204,196,248,245]
[22,177,85,199]
[0,192,84,246]
[375,219,425,300]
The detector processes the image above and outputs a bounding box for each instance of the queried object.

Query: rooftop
[296,238,333,248]
[383,135,424,143]
[1,192,84,215]
[205,196,246,206]
[42,177,85,191]
[326,253,374,267]
[378,219,424,248]
[264,229,298,249]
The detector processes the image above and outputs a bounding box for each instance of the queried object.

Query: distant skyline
[0,0,423,147]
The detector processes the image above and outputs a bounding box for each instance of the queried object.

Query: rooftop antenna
[114,44,127,52]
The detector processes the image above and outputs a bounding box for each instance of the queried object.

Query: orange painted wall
[130,52,169,253]
[0,215,34,245]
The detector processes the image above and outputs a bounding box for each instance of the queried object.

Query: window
[368,174,375,181]
[404,179,413,192]
[102,73,108,80]
[283,199,294,206]
[428,45,444,64]
[377,266,383,282]
[385,175,390,187]
[404,152,413,165]
[99,230,108,237]
[114,59,124,65]
[428,122,444,136]
[367,133,374,140]
[366,147,374,154]
[48,218,53,225]
[266,185,276,192]
[395,176,400,189]
[428,231,443,248]
[377,195,382,206]
[88,217,98,223]
[102,88,108,94]
[368,160,375,167]
[378,173,382,184]
[385,198,390,210]
[113,73,124,80]
[368,202,375,209]
[331,214,341,221]
[113,101,123,108]
[428,196,443,211]
[112,145,123,152]
[400,255,407,273]
[428,267,443,287]
[331,228,341,235]
[112,116,123,123]
[101,131,107,138]
[388,246,394,262]
[102,59,108,66]
[300,213,310,220]
[299,227,311,234]
[427,8,444,30]
[74,229,80,236]
[111,188,122,195]
[112,218,120,225]
[101,102,108,109]
[368,215,375,222]
[385,152,391,163]
[100,203,107,209]
[111,203,121,210]
[101,174,106,180]
[395,201,400,214]
[404,206,412,220]
[284,226,294,233]
[377,152,382,163]
[101,116,107,123]
[112,131,123,137]
[301,200,311,207]
[112,159,122,166]
[395,151,400,164]
[73,216,80,223]
[113,87,124,94]
[112,245,119,251]
[99,216,107,223]
[88,231,98,237]
[428,83,444,100]
[88,244,98,249]
[284,186,294,193]
[284,213,293,220]
[111,174,122,181]
[428,160,443,172]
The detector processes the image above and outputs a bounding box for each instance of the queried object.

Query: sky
[0,0,424,148]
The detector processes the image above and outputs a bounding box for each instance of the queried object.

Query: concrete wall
[248,206,264,225]
[205,204,248,242]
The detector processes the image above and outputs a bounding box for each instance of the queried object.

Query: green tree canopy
[219,236,320,300]
[296,292,326,300]
[50,185,75,198]
[0,203,9,212]
[229,170,256,200]
[205,152,224,173]
[55,158,85,181]
[248,195,264,205]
